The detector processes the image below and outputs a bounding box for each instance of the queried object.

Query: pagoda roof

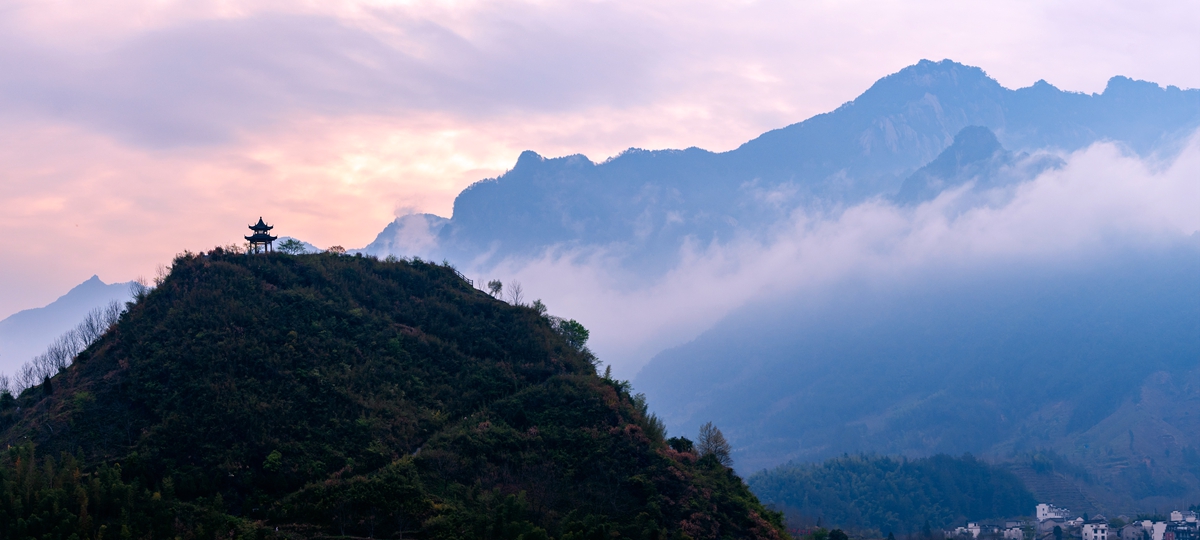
[245,233,278,242]
[248,217,274,232]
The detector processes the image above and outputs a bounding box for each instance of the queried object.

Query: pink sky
[1,0,1198,318]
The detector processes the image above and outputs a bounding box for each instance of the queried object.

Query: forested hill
[748,454,1037,535]
[0,249,786,539]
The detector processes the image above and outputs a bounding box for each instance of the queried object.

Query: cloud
[0,4,666,147]
[1,0,1199,317]
[3,0,1198,150]
[469,135,1200,378]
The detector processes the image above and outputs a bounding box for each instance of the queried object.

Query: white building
[1004,527,1025,540]
[1147,521,1167,540]
[1038,504,1071,522]
[947,523,983,539]
[1083,522,1108,540]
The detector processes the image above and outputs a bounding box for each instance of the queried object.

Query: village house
[1082,519,1108,540]
[947,504,1196,540]
[1040,505,1071,522]
[1115,514,1200,540]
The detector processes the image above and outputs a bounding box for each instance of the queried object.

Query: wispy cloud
[477,136,1200,378]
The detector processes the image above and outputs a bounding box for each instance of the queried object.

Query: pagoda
[245,217,278,253]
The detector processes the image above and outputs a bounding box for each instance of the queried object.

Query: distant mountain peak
[893,125,1010,204]
[1026,79,1060,91]
[947,125,1004,162]
[910,58,988,75]
[511,150,595,174]
[62,274,111,299]
[859,59,1001,99]
[515,149,544,168]
[1104,75,1168,96]
[1,275,131,373]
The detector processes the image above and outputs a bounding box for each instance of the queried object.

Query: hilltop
[0,249,786,539]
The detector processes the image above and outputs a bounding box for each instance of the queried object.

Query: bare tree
[507,281,525,306]
[153,263,170,286]
[44,330,81,372]
[130,277,150,301]
[103,300,123,327]
[6,299,126,395]
[78,300,123,344]
[79,308,106,344]
[697,422,733,467]
[17,363,38,393]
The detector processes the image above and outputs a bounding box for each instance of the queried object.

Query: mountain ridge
[0,275,132,374]
[363,59,1199,268]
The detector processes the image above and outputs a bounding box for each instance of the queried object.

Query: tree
[507,281,525,306]
[326,245,347,255]
[263,450,283,472]
[278,239,307,255]
[556,319,589,351]
[888,532,896,540]
[697,422,733,467]
[830,529,849,540]
[668,437,694,454]
[531,299,547,316]
[487,280,503,298]
[1054,525,1063,540]
[130,277,150,302]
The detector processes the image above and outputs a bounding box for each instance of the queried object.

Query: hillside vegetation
[0,249,785,539]
[748,454,1037,535]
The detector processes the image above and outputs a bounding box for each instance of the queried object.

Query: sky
[1,0,1199,320]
